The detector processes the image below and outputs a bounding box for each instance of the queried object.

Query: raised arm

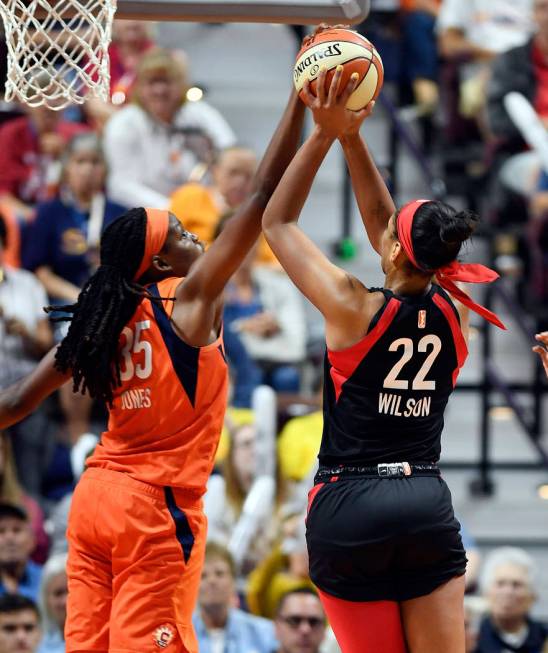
[262,69,375,348]
[0,347,70,429]
[177,88,305,304]
[339,131,395,254]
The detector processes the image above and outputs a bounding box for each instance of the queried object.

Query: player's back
[320,284,468,466]
[87,277,228,493]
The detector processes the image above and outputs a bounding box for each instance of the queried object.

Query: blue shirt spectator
[193,607,276,653]
[37,629,65,653]
[0,503,42,603]
[194,542,277,653]
[23,195,125,296]
[22,133,126,317]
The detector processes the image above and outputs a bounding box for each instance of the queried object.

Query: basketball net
[0,0,116,109]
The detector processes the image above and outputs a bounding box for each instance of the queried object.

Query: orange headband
[134,208,170,282]
[396,200,506,330]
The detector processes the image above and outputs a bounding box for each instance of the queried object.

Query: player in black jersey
[262,67,505,653]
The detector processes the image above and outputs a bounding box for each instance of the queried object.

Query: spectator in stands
[170,146,276,267]
[437,0,534,121]
[223,241,307,394]
[23,132,125,443]
[274,588,327,653]
[533,331,548,375]
[207,418,281,575]
[103,48,236,209]
[477,547,548,652]
[0,214,54,502]
[0,434,48,565]
[0,75,87,221]
[0,594,41,653]
[171,146,256,242]
[0,504,42,602]
[85,20,157,128]
[193,542,277,653]
[247,512,315,619]
[37,554,67,653]
[400,0,442,114]
[487,0,548,198]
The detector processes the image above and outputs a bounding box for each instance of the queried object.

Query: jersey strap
[149,283,200,407]
[327,297,401,401]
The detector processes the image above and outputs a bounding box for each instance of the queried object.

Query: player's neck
[384,270,431,297]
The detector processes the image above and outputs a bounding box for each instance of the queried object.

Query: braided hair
[48,207,159,405]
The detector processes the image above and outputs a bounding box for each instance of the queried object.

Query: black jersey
[319,284,468,466]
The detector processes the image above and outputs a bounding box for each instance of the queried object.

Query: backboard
[115,0,370,24]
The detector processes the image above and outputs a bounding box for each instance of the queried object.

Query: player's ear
[390,240,402,266]
[151,254,172,273]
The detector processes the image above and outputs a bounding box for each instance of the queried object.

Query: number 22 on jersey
[383,334,442,391]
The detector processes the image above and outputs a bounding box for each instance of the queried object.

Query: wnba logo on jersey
[418,310,426,329]
[153,624,175,648]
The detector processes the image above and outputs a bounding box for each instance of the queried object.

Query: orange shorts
[65,467,207,653]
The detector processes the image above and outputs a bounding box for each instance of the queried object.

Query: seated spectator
[23,133,125,443]
[274,588,327,653]
[0,504,42,602]
[170,147,257,243]
[223,242,307,394]
[37,554,67,653]
[0,434,48,565]
[193,542,277,653]
[400,0,442,114]
[207,387,281,576]
[23,133,125,311]
[487,0,548,199]
[247,512,315,619]
[86,20,157,128]
[103,48,236,209]
[437,0,534,123]
[0,594,41,653]
[477,547,548,652]
[170,147,276,266]
[0,213,54,503]
[0,78,87,222]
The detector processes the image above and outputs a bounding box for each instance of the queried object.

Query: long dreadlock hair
[48,207,162,405]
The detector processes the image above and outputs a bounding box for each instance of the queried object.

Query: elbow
[0,385,25,430]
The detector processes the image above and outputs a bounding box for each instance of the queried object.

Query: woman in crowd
[37,553,68,653]
[23,133,126,444]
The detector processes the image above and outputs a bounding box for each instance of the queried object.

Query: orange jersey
[87,277,228,493]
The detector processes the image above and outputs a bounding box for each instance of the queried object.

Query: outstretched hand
[300,23,350,50]
[533,332,548,377]
[301,66,374,139]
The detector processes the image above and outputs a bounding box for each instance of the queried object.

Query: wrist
[339,132,361,146]
[311,125,336,147]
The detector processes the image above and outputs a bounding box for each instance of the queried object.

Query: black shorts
[306,474,466,602]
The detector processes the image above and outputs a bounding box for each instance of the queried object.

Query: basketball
[293,28,384,111]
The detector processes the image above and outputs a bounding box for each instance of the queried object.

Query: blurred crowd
[0,2,548,652]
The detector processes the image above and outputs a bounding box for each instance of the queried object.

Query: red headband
[396,200,506,330]
[134,208,170,281]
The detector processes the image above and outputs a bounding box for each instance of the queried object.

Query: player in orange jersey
[0,85,305,653]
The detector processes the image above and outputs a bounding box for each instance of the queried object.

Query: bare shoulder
[325,279,386,350]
